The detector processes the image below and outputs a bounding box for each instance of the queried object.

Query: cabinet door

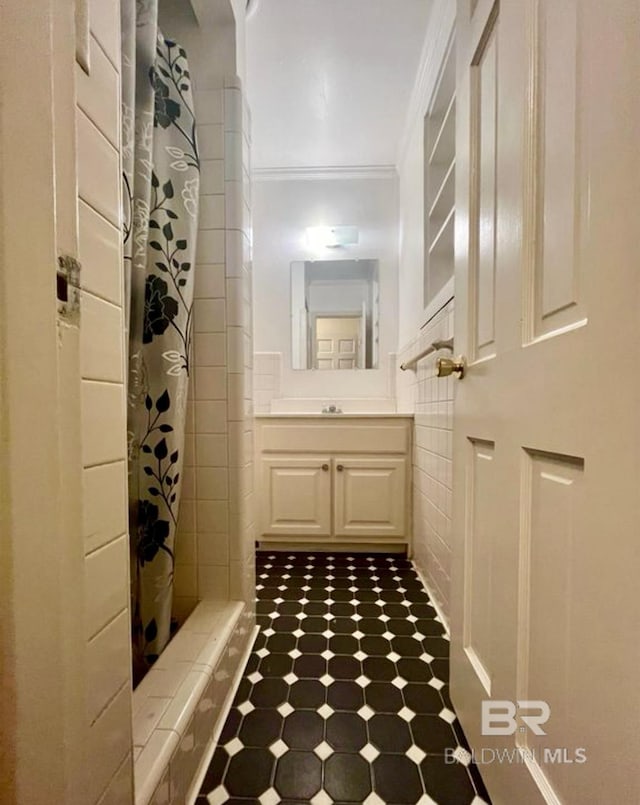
[261,456,332,536]
[334,458,406,538]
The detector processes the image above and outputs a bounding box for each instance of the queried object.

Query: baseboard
[411,562,451,636]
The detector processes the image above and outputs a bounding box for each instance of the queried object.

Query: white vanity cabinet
[255,415,413,550]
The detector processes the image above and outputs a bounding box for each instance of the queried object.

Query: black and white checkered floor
[197,552,490,805]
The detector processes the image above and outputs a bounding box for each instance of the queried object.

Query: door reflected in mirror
[291,259,379,370]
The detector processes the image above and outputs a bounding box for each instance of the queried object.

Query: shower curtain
[121,0,200,675]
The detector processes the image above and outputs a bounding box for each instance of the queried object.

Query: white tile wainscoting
[397,300,455,625]
[174,74,256,628]
[253,351,398,414]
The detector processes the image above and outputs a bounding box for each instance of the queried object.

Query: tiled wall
[133,599,250,805]
[253,352,282,413]
[77,1,134,802]
[398,301,454,623]
[252,350,398,414]
[173,76,255,624]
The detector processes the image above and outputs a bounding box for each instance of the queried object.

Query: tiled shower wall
[398,300,454,623]
[77,2,134,802]
[253,352,282,413]
[173,77,255,624]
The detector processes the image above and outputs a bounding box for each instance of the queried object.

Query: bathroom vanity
[255,414,413,552]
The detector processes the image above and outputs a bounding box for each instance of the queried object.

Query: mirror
[291,259,380,370]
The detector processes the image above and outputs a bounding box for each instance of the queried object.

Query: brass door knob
[437,356,466,379]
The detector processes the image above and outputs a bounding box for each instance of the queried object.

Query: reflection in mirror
[291,260,379,370]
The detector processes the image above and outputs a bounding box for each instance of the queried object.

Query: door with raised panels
[450,1,640,803]
[315,316,360,369]
[261,457,332,536]
[334,458,406,538]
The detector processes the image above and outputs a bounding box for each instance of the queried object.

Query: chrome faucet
[322,404,343,414]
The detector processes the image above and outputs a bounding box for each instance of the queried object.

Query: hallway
[197,552,490,804]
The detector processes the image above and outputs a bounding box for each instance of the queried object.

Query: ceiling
[245,0,432,171]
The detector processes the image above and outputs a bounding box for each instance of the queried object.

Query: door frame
[0,1,86,802]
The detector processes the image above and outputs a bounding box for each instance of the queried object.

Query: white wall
[253,175,398,406]
[396,0,456,623]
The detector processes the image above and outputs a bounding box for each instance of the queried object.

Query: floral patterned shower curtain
[121,0,200,678]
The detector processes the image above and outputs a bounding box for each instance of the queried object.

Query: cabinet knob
[336,464,344,472]
[322,463,329,471]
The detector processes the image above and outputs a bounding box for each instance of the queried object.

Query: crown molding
[396,0,456,171]
[252,165,398,182]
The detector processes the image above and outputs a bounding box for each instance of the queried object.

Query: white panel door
[261,456,331,536]
[315,316,359,369]
[450,1,640,803]
[334,458,406,537]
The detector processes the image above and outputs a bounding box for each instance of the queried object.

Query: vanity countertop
[254,413,414,419]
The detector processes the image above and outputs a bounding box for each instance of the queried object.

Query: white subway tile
[177,500,196,534]
[194,333,227,367]
[194,89,223,125]
[199,194,225,230]
[223,88,242,133]
[227,374,245,421]
[198,564,229,599]
[198,532,230,566]
[224,132,243,181]
[225,278,243,326]
[196,501,229,533]
[225,230,244,278]
[140,662,193,700]
[148,769,170,805]
[174,563,197,598]
[196,434,228,467]
[194,299,226,332]
[183,435,197,472]
[79,200,122,306]
[134,729,179,805]
[81,380,126,467]
[195,367,227,399]
[196,467,229,500]
[87,609,131,726]
[194,400,228,433]
[86,684,131,805]
[81,292,124,382]
[158,670,208,735]
[76,35,119,147]
[200,159,224,195]
[83,460,127,554]
[197,229,225,263]
[132,696,172,748]
[169,716,199,802]
[89,0,120,68]
[77,111,120,228]
[175,531,196,565]
[85,535,128,640]
[224,181,243,230]
[95,753,133,805]
[226,326,244,373]
[198,124,224,160]
[194,264,226,299]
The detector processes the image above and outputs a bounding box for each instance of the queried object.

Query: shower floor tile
[197,552,491,805]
